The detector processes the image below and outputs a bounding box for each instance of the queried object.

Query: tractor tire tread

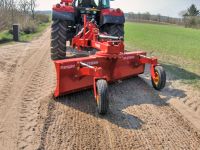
[101,24,124,38]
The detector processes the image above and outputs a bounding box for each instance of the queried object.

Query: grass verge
[0,30,13,44]
[0,22,50,44]
[125,22,200,88]
[20,22,50,42]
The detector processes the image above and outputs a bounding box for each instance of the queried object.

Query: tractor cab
[73,0,111,26]
[74,0,110,9]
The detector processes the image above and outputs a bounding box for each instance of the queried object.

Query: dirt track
[0,29,200,150]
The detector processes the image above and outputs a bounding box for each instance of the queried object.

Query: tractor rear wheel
[101,24,124,38]
[96,80,109,115]
[151,66,166,90]
[51,20,73,60]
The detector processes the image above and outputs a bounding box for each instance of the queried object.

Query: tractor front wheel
[151,66,166,90]
[96,80,109,115]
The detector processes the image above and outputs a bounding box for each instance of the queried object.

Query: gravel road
[0,28,200,150]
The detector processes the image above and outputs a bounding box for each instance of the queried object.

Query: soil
[0,28,200,150]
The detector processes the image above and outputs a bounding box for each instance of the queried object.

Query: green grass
[20,22,50,42]
[0,22,50,44]
[125,22,200,87]
[0,30,13,44]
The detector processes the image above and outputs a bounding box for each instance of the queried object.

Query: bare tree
[157,14,161,22]
[19,0,30,14]
[1,0,15,9]
[143,12,151,20]
[0,0,4,7]
[29,0,36,19]
[9,0,15,24]
[0,0,17,28]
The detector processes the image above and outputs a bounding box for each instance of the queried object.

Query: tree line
[126,4,200,28]
[0,0,36,18]
[126,12,183,25]
[182,4,200,28]
[0,0,49,32]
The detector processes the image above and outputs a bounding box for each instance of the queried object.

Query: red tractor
[51,0,125,60]
[51,0,166,114]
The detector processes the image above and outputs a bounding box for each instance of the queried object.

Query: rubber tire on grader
[101,24,124,38]
[96,80,109,115]
[151,66,166,90]
[51,20,73,60]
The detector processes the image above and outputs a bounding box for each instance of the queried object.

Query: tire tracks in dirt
[17,50,54,149]
[0,28,55,150]
[37,77,200,150]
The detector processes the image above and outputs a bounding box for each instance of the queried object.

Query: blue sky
[36,0,200,17]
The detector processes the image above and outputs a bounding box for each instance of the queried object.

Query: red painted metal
[138,55,158,79]
[101,8,124,16]
[72,15,124,54]
[53,5,74,12]
[53,14,159,97]
[61,0,73,3]
[54,51,151,97]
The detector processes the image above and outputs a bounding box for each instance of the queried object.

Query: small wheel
[151,66,166,90]
[96,80,109,115]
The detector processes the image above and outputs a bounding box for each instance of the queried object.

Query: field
[125,22,200,87]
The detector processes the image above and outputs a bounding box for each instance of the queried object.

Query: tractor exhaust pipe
[98,34,123,40]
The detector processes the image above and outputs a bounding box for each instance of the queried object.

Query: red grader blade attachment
[53,51,166,115]
[52,14,166,115]
[54,51,160,97]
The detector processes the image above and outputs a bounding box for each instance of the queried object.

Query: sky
[36,0,200,18]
